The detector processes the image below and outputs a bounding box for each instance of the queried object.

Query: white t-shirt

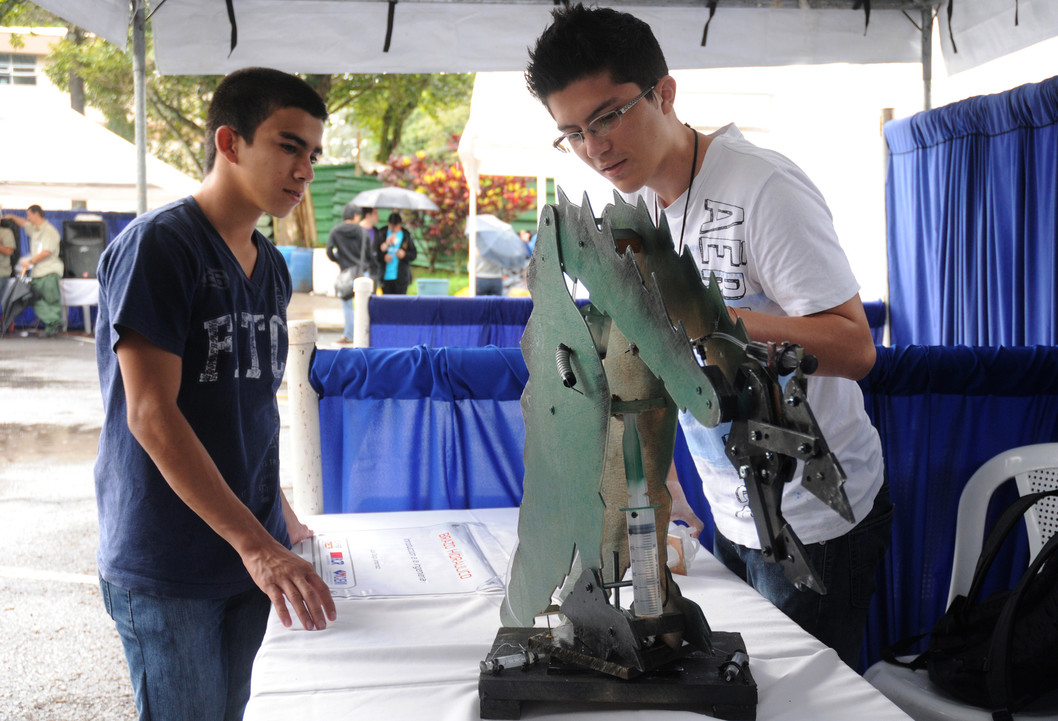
[623,124,884,548]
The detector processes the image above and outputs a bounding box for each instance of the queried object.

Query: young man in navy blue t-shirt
[95,67,337,720]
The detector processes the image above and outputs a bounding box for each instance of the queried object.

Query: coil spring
[555,343,576,388]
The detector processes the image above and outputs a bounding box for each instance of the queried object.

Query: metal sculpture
[480,191,851,719]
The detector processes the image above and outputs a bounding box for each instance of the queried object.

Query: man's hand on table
[244,541,337,631]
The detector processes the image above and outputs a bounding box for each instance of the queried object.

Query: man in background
[326,202,378,343]
[3,205,64,336]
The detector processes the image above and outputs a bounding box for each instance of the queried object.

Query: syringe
[479,649,538,674]
[621,413,663,617]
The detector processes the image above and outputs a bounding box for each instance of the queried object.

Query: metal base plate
[478,626,757,720]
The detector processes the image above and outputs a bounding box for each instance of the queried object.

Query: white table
[60,278,99,334]
[245,508,911,720]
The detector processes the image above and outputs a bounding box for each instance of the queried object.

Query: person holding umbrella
[325,202,377,343]
[377,212,417,294]
[472,246,505,296]
[3,205,64,337]
[465,214,530,296]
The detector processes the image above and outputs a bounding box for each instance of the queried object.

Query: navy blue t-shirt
[95,197,292,598]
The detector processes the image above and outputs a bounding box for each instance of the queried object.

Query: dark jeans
[380,279,407,295]
[475,277,504,296]
[100,577,271,721]
[713,480,893,669]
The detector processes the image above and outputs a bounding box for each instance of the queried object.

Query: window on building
[0,53,37,85]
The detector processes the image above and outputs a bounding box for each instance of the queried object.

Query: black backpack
[883,487,1058,720]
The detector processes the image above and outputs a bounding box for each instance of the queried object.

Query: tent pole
[468,189,478,297]
[133,0,148,215]
[921,7,933,111]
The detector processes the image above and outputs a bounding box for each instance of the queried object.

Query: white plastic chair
[863,443,1058,720]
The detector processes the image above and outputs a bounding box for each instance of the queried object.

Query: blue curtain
[366,296,886,349]
[367,296,533,348]
[885,75,1058,346]
[311,345,529,513]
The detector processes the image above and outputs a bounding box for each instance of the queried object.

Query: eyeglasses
[552,83,657,153]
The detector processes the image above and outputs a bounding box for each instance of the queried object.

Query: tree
[0,1,54,27]
[326,73,474,163]
[380,142,536,272]
[7,2,474,175]
[1,1,87,113]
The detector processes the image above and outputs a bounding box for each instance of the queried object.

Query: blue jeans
[100,577,272,721]
[713,480,893,669]
[340,297,355,339]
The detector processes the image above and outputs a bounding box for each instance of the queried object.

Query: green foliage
[0,1,58,27]
[8,3,474,182]
[327,73,474,162]
[46,33,219,177]
[38,27,472,178]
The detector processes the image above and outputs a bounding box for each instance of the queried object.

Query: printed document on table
[298,522,504,598]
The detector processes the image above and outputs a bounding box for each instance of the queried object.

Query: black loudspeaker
[61,220,107,278]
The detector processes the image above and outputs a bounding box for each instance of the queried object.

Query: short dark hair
[526,4,667,103]
[387,212,402,226]
[204,67,328,173]
[342,202,362,220]
[28,204,44,217]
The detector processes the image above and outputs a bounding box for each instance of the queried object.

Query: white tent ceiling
[29,0,1058,76]
[0,88,199,212]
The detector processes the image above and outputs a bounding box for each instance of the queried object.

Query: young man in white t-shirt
[526,3,892,668]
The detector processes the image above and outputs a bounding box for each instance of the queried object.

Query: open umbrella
[352,186,439,211]
[0,272,38,338]
[467,215,529,271]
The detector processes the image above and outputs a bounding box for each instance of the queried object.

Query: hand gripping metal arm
[501,191,853,636]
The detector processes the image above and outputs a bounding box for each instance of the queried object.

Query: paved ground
[0,293,342,721]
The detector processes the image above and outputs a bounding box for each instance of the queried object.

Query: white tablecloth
[245,508,911,720]
[60,278,99,306]
[60,278,99,334]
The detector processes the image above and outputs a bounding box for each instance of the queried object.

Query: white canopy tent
[0,87,198,212]
[26,0,1058,289]
[30,0,1058,76]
